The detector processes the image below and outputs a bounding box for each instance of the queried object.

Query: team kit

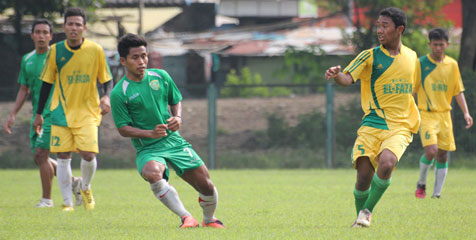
[4,7,472,229]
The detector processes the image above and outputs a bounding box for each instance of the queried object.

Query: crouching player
[110,33,225,228]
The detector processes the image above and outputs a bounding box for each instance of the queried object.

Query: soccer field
[1,169,475,239]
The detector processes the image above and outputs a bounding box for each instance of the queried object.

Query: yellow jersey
[414,54,464,112]
[343,44,420,133]
[41,39,112,128]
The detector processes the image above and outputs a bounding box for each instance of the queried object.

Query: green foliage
[275,46,326,85]
[221,67,291,98]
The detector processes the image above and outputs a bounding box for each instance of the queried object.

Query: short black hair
[428,28,449,42]
[64,7,86,25]
[117,33,148,58]
[379,7,407,33]
[32,19,53,34]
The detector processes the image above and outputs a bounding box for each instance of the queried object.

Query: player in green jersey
[414,28,473,199]
[111,33,224,229]
[3,19,81,208]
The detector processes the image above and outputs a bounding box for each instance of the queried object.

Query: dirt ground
[0,93,359,157]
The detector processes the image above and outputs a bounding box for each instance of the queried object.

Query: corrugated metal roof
[103,0,217,7]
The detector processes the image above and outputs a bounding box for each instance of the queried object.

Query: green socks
[362,174,391,213]
[354,188,370,215]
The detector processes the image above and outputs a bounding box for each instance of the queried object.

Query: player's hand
[150,124,168,139]
[4,114,15,134]
[325,65,341,80]
[166,116,182,132]
[100,96,111,115]
[33,114,44,135]
[464,113,473,129]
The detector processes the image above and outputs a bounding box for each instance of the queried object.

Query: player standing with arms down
[4,19,82,208]
[33,8,113,211]
[110,33,224,228]
[414,28,473,199]
[325,7,420,227]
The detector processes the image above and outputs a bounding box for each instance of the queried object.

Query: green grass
[1,169,476,239]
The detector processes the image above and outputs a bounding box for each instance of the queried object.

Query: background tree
[458,0,476,71]
[320,0,453,55]
[0,0,103,53]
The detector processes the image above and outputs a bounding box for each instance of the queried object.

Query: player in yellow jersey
[33,7,113,212]
[414,28,473,199]
[3,19,82,208]
[325,7,420,228]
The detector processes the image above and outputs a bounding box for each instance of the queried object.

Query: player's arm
[324,65,354,86]
[167,102,182,132]
[33,82,53,134]
[117,125,168,139]
[4,85,30,134]
[99,80,113,115]
[455,92,473,129]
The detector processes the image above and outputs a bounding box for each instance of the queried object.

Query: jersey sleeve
[343,50,371,83]
[40,47,57,84]
[161,70,183,105]
[97,46,113,84]
[452,63,464,96]
[111,89,132,129]
[17,55,28,86]
[413,59,421,93]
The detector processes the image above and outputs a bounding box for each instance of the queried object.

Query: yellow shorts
[419,111,455,151]
[50,124,99,153]
[352,126,413,169]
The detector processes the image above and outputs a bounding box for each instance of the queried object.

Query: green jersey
[18,50,52,118]
[111,69,183,151]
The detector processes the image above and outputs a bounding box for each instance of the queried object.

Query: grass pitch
[1,168,475,239]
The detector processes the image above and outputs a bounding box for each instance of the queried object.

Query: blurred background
[1,0,475,170]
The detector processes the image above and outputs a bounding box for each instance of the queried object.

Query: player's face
[376,16,402,45]
[31,24,52,49]
[122,46,148,77]
[63,16,86,42]
[429,39,449,59]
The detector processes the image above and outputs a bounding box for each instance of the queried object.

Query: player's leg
[416,145,437,198]
[432,112,455,198]
[33,148,54,207]
[354,157,374,216]
[433,149,448,198]
[416,113,438,198]
[181,165,224,228]
[363,149,396,212]
[350,128,378,218]
[75,124,100,210]
[141,159,196,228]
[51,125,75,211]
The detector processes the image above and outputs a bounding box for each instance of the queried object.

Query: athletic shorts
[29,116,51,153]
[351,126,413,169]
[136,134,204,180]
[50,124,99,153]
[419,111,455,151]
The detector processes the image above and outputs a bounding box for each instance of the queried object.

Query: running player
[325,7,420,227]
[414,28,473,199]
[110,33,224,228]
[33,8,113,212]
[4,19,81,208]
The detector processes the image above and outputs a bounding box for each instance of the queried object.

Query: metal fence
[1,81,475,169]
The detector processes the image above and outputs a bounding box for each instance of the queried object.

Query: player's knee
[80,151,96,161]
[197,179,215,196]
[142,162,165,183]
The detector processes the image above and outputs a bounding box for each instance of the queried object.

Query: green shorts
[136,134,204,180]
[29,116,51,153]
